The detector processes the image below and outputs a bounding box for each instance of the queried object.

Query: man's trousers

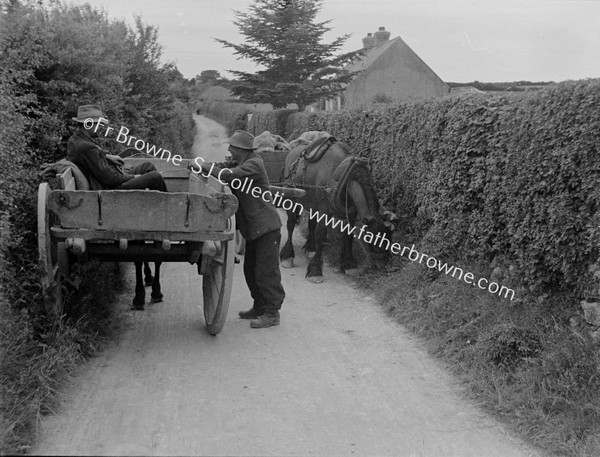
[118,162,167,191]
[243,229,285,314]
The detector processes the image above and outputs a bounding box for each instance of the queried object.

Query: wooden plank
[270,185,306,199]
[58,168,76,191]
[163,177,190,193]
[51,227,234,242]
[86,244,192,263]
[47,190,238,232]
[257,150,288,183]
[187,172,226,195]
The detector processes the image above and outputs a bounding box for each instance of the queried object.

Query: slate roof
[345,36,446,87]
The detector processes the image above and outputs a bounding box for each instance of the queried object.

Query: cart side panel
[188,172,227,195]
[257,150,289,184]
[47,190,238,233]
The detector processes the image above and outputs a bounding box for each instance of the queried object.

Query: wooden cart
[37,158,238,335]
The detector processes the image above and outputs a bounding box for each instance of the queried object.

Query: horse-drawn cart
[37,157,238,335]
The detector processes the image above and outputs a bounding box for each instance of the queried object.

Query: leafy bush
[482,323,541,368]
[0,263,124,455]
[0,0,195,309]
[247,109,297,137]
[0,1,195,453]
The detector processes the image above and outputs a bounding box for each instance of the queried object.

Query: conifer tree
[215,0,360,110]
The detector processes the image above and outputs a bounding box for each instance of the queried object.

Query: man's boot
[250,312,280,328]
[239,307,264,319]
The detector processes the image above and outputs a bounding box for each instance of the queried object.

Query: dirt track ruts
[30,115,542,456]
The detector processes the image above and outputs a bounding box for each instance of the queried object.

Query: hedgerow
[248,80,600,300]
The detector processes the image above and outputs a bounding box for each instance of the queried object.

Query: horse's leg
[280,210,296,268]
[302,216,317,254]
[306,214,326,283]
[150,262,163,303]
[132,261,145,310]
[143,261,154,286]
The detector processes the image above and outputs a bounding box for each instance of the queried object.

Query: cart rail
[47,189,237,233]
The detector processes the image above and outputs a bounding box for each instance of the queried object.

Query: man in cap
[67,104,166,191]
[195,130,285,328]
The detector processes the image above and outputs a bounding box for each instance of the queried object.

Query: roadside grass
[259,213,600,455]
[0,262,125,455]
[355,252,600,457]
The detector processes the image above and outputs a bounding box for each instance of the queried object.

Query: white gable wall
[344,39,449,107]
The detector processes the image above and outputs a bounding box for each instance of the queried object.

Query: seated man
[67,104,167,191]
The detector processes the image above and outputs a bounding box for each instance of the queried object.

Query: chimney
[374,26,391,45]
[362,32,376,50]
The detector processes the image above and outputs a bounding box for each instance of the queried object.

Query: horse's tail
[348,159,379,212]
[328,157,378,215]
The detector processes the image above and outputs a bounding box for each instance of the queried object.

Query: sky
[67,0,600,83]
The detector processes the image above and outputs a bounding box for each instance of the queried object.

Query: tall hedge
[247,109,298,139]
[0,0,196,312]
[248,80,600,298]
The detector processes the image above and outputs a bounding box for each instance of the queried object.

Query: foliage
[0,0,195,309]
[380,262,600,456]
[483,323,541,368]
[247,109,297,138]
[0,263,124,455]
[447,80,554,92]
[193,70,228,86]
[371,92,393,103]
[215,0,360,110]
[0,0,195,453]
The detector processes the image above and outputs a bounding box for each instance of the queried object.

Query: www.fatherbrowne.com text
[188,159,516,301]
[87,118,516,301]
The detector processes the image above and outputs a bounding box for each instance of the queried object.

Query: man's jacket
[213,154,282,241]
[67,129,133,190]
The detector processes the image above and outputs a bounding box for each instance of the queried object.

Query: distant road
[190,114,229,162]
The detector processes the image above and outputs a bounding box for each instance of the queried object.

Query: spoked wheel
[38,183,69,316]
[202,217,236,335]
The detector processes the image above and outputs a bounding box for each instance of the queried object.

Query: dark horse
[118,147,163,309]
[131,258,163,309]
[279,141,391,283]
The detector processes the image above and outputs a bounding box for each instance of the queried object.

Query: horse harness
[278,137,370,217]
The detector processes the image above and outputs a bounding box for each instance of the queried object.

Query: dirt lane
[190,113,230,162]
[30,116,542,456]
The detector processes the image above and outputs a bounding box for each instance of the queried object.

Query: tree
[197,70,222,84]
[215,0,361,111]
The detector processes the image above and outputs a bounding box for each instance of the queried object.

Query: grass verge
[0,261,125,455]
[297,211,600,455]
[355,252,600,457]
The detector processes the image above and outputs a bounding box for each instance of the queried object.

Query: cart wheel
[203,217,236,335]
[38,183,69,316]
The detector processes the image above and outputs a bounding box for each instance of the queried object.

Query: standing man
[196,130,285,329]
[67,104,167,191]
